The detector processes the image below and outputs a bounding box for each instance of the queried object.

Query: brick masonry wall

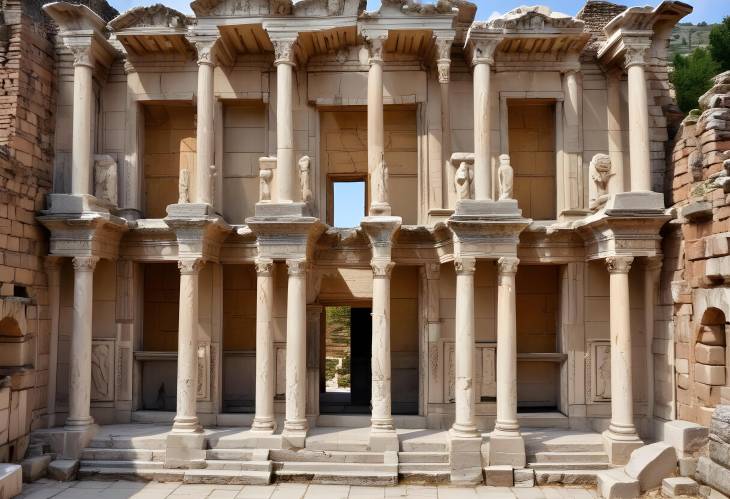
[669,70,730,427]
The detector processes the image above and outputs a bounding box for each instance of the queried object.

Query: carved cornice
[287,258,307,276]
[178,258,204,275]
[371,259,395,278]
[73,256,100,272]
[606,255,633,274]
[255,258,274,276]
[497,256,519,275]
[108,4,189,32]
[454,256,476,275]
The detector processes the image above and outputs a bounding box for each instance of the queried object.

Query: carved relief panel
[91,339,115,402]
[588,341,611,402]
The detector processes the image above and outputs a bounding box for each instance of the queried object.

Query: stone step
[79,460,165,470]
[275,467,397,486]
[205,449,256,461]
[398,463,450,473]
[397,451,449,463]
[86,437,166,450]
[81,448,165,462]
[276,462,397,474]
[183,469,272,485]
[534,469,603,486]
[78,466,185,482]
[529,451,609,464]
[204,460,272,472]
[270,449,384,464]
[524,433,605,454]
[528,462,611,471]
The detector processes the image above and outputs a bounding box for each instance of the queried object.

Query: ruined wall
[669,71,730,427]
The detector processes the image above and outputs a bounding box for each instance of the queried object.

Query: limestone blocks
[696,406,730,497]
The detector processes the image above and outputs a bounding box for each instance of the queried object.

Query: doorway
[320,306,372,414]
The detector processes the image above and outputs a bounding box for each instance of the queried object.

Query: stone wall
[669,71,730,427]
[0,0,58,462]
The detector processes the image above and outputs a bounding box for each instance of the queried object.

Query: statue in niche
[93,155,118,206]
[178,168,190,204]
[589,153,613,211]
[454,161,471,200]
[259,168,273,202]
[498,154,514,200]
[298,156,313,205]
[595,344,611,399]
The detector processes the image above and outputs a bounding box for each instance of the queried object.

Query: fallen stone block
[710,437,730,468]
[48,459,78,481]
[513,468,534,488]
[624,442,677,492]
[0,463,22,499]
[679,456,698,477]
[20,454,51,483]
[712,406,730,445]
[663,420,709,457]
[663,476,700,497]
[699,484,730,499]
[597,469,640,499]
[484,465,513,486]
[697,456,730,497]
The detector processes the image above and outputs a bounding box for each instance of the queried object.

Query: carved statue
[93,155,118,206]
[91,342,111,401]
[258,156,276,203]
[298,155,313,204]
[589,153,613,211]
[454,161,471,200]
[497,154,514,200]
[178,168,190,204]
[372,152,389,206]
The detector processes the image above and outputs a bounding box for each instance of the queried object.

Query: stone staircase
[524,429,613,485]
[398,432,450,484]
[271,449,397,484]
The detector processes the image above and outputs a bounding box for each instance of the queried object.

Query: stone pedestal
[449,435,483,485]
[165,432,206,469]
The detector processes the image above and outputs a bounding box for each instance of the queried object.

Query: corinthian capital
[371,259,395,278]
[497,256,519,275]
[366,34,387,64]
[606,255,633,274]
[623,43,648,69]
[471,38,500,66]
[272,38,297,66]
[178,258,204,275]
[255,258,274,276]
[68,43,94,68]
[194,38,218,66]
[287,258,307,276]
[454,256,476,275]
[73,256,99,272]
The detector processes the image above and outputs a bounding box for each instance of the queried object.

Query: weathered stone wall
[0,0,57,462]
[669,71,730,427]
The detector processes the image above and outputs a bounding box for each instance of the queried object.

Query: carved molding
[371,259,395,278]
[454,256,476,275]
[72,256,99,272]
[425,262,440,280]
[178,258,204,275]
[435,38,452,84]
[255,258,274,276]
[606,255,633,274]
[497,256,519,275]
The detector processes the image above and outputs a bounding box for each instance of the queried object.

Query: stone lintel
[164,210,232,262]
[246,216,324,261]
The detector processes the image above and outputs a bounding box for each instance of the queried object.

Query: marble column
[451,257,478,437]
[367,34,391,216]
[194,41,216,206]
[252,259,275,433]
[69,46,94,196]
[606,70,625,196]
[425,263,443,405]
[273,39,297,203]
[644,257,662,434]
[561,60,582,212]
[65,256,98,430]
[284,259,308,446]
[172,258,204,434]
[436,38,452,209]
[45,257,61,428]
[471,41,498,201]
[625,44,652,192]
[306,304,323,421]
[603,255,643,464]
[490,256,525,467]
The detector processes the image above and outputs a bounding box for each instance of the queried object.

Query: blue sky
[109,0,728,23]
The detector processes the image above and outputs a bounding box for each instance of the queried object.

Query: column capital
[497,256,519,275]
[623,43,649,69]
[68,43,94,68]
[193,37,219,66]
[425,262,441,280]
[366,33,387,64]
[454,256,476,275]
[272,38,297,67]
[255,258,274,277]
[72,256,99,272]
[470,38,500,66]
[371,259,395,278]
[287,258,307,276]
[606,255,634,274]
[178,258,204,275]
[435,38,453,84]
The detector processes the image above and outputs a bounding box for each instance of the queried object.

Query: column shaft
[367,36,389,215]
[371,261,394,431]
[276,60,295,202]
[65,256,98,429]
[607,256,637,437]
[71,60,93,196]
[644,258,661,431]
[607,72,625,195]
[284,259,307,434]
[252,259,275,432]
[196,59,214,205]
[46,258,61,427]
[452,257,477,437]
[495,257,519,432]
[626,51,651,192]
[473,62,491,200]
[172,259,203,433]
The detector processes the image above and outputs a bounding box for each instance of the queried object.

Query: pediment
[191,0,294,17]
[488,5,584,33]
[108,4,189,32]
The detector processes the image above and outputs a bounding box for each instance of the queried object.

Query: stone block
[697,383,723,407]
[695,344,726,365]
[662,476,700,497]
[0,464,21,499]
[679,456,698,477]
[448,435,483,485]
[663,419,709,457]
[488,432,526,467]
[712,406,730,444]
[696,364,726,386]
[47,459,78,481]
[165,432,206,469]
[513,468,535,488]
[597,469,640,499]
[603,432,644,465]
[20,454,51,483]
[678,374,690,390]
[624,442,677,492]
[698,484,730,499]
[710,438,730,468]
[484,465,513,487]
[699,326,725,346]
[696,456,730,497]
[604,191,665,212]
[676,358,689,374]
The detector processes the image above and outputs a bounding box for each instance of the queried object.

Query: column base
[369,428,399,452]
[282,420,308,449]
[448,431,484,485]
[488,429,526,467]
[171,415,202,433]
[43,424,98,459]
[602,429,643,465]
[165,432,206,469]
[251,418,277,434]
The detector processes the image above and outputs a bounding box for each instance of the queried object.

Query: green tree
[671,47,720,113]
[709,16,730,71]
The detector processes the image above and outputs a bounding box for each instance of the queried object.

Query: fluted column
[451,257,478,438]
[65,256,99,429]
[625,43,652,192]
[194,40,216,206]
[284,259,308,444]
[471,39,499,201]
[273,39,297,203]
[172,258,204,433]
[371,259,395,434]
[69,46,94,196]
[366,34,391,216]
[252,259,276,433]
